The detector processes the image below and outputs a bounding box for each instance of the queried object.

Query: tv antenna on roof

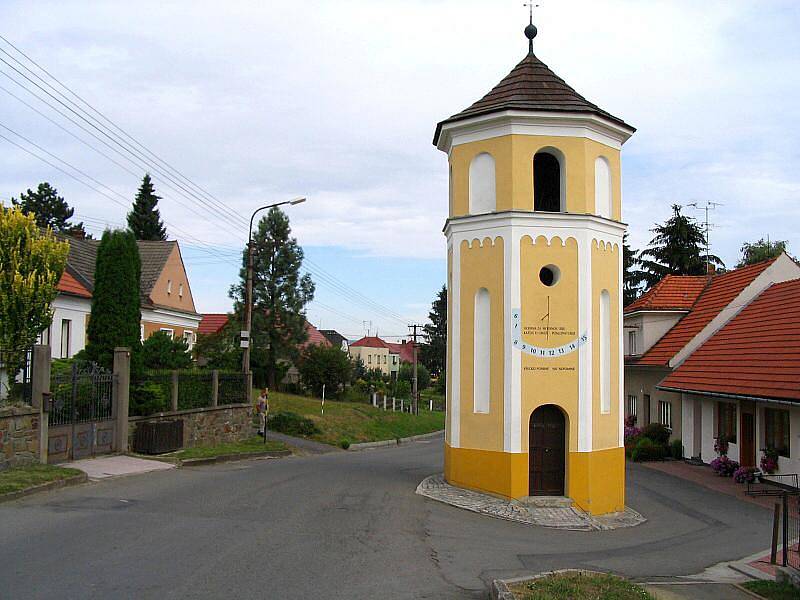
[687,200,723,271]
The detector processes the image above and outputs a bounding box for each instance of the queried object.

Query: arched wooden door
[529,405,566,496]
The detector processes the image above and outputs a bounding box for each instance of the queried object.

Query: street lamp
[242,197,307,374]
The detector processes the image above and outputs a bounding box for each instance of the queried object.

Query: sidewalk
[65,455,175,481]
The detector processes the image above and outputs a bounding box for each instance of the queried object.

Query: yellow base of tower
[444,443,625,515]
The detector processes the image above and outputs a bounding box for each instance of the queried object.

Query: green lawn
[263,391,445,448]
[0,463,83,495]
[742,580,800,600]
[174,437,287,460]
[511,572,654,600]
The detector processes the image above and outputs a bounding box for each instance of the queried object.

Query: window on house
[765,408,790,458]
[160,328,174,339]
[393,356,397,364]
[60,319,71,359]
[383,355,387,364]
[658,400,672,430]
[628,331,637,355]
[627,395,638,418]
[167,280,172,294]
[533,151,562,212]
[717,402,737,444]
[39,326,50,346]
[183,330,194,350]
[368,355,372,365]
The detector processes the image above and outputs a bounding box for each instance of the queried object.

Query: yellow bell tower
[434,20,635,515]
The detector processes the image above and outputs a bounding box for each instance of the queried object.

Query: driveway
[0,439,773,599]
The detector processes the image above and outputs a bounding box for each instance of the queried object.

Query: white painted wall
[49,296,91,359]
[623,312,685,356]
[473,287,490,414]
[468,153,496,215]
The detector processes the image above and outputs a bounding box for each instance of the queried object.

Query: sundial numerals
[510,307,587,358]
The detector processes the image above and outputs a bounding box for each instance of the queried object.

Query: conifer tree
[127,174,166,241]
[420,285,447,375]
[230,207,315,388]
[639,204,723,287]
[623,233,646,306]
[85,229,142,369]
[12,182,87,237]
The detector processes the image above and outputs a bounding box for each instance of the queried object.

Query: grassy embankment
[510,572,654,600]
[0,464,83,495]
[264,391,445,448]
[174,437,286,460]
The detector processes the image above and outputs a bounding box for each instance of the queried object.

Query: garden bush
[631,437,666,462]
[268,411,320,437]
[130,382,169,416]
[641,423,671,446]
[670,438,683,460]
[710,455,739,477]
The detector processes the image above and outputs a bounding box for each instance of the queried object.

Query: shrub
[670,438,683,460]
[631,437,666,462]
[761,448,779,474]
[710,455,739,477]
[624,414,637,428]
[268,411,320,437]
[734,466,759,484]
[641,423,671,446]
[714,436,729,457]
[130,382,168,416]
[339,438,351,450]
[141,331,192,370]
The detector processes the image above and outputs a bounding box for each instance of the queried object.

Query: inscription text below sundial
[511,308,587,357]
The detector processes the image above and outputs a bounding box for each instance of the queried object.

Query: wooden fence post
[211,370,219,407]
[171,371,179,412]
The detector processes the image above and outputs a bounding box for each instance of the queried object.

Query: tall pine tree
[623,233,645,306]
[230,207,314,388]
[639,204,724,288]
[420,285,447,376]
[12,182,87,237]
[127,174,166,240]
[85,229,142,369]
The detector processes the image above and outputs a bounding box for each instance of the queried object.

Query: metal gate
[48,361,116,462]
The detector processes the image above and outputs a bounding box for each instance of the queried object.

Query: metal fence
[49,360,114,426]
[0,347,33,405]
[752,474,800,569]
[218,372,248,405]
[131,369,248,416]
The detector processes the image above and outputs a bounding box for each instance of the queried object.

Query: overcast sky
[1,1,798,339]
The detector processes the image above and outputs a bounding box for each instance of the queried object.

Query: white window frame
[60,319,72,359]
[659,400,672,430]
[627,395,638,418]
[183,330,194,350]
[628,331,637,355]
[160,328,174,340]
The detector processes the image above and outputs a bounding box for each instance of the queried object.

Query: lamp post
[242,197,307,374]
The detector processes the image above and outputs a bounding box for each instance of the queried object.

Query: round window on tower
[539,264,561,287]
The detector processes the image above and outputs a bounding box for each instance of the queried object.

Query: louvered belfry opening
[533,152,561,212]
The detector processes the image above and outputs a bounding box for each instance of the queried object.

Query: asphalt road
[0,437,774,599]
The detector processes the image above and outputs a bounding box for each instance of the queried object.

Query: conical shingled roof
[434,52,633,144]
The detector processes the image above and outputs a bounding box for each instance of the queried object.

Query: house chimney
[707,263,716,275]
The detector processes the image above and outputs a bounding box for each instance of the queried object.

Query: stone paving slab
[66,455,175,481]
[416,474,645,531]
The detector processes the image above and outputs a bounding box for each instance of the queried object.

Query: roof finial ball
[523,2,539,53]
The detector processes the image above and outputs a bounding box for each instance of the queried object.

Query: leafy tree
[351,356,367,381]
[623,233,646,306]
[194,322,240,371]
[736,238,789,268]
[12,182,87,237]
[0,205,68,387]
[141,331,192,370]
[127,174,166,241]
[297,343,352,398]
[638,204,723,287]
[399,362,430,391]
[420,285,446,375]
[85,229,142,370]
[229,207,315,389]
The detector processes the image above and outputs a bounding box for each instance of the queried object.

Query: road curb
[179,449,292,466]
[348,430,444,451]
[0,471,88,504]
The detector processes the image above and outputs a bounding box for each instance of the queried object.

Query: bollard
[383,395,386,411]
[392,397,396,411]
[401,398,404,412]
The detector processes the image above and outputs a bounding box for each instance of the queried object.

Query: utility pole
[242,197,307,374]
[409,324,423,415]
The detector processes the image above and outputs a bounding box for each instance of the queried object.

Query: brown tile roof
[630,260,776,367]
[625,275,709,314]
[659,278,800,402]
[386,341,416,364]
[199,313,229,335]
[302,321,332,349]
[350,336,391,349]
[434,51,633,144]
[56,270,92,298]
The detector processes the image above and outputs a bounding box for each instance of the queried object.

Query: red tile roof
[199,314,229,335]
[386,341,417,363]
[625,275,708,314]
[660,278,800,401]
[630,259,775,367]
[302,321,332,349]
[350,336,391,349]
[56,271,92,298]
